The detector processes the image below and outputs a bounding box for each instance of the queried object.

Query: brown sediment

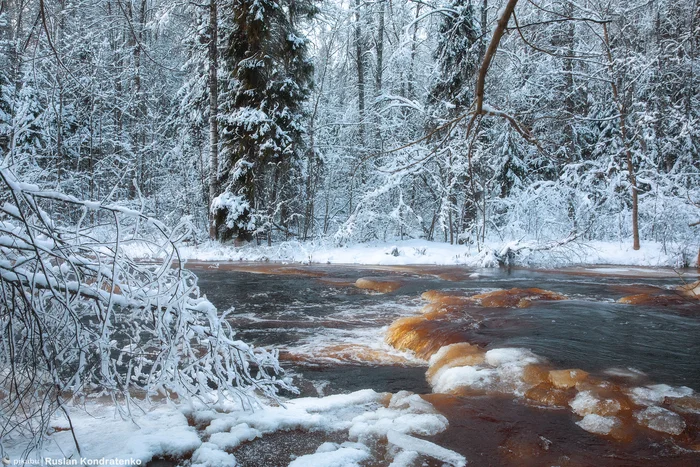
[618,293,690,306]
[385,316,474,359]
[549,369,590,389]
[422,393,700,466]
[422,288,567,308]
[421,289,472,304]
[355,277,403,293]
[524,383,577,408]
[521,364,552,385]
[469,287,566,308]
[667,395,700,413]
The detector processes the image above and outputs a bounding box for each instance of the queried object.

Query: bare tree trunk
[208,0,220,239]
[374,0,384,152]
[603,23,640,251]
[474,0,517,115]
[406,3,421,98]
[354,0,366,147]
[479,0,488,60]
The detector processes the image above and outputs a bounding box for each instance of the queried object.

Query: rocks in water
[525,383,576,408]
[618,293,689,306]
[468,288,566,308]
[667,395,700,414]
[634,406,686,435]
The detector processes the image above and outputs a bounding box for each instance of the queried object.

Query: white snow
[122,238,690,268]
[430,347,541,396]
[5,403,200,464]
[386,430,466,467]
[288,443,370,467]
[628,384,694,405]
[5,389,464,466]
[576,414,622,435]
[569,391,621,417]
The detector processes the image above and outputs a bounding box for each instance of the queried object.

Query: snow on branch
[0,166,292,453]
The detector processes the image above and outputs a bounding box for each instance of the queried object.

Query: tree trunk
[374,0,384,152]
[208,0,220,239]
[354,0,365,147]
[603,23,640,250]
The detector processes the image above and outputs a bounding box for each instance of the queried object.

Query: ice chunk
[431,365,496,394]
[387,430,466,467]
[628,384,694,405]
[521,364,550,385]
[288,443,370,467]
[348,392,448,440]
[575,414,622,435]
[485,348,539,367]
[389,450,420,467]
[427,343,485,384]
[548,369,589,389]
[634,406,686,435]
[570,390,621,417]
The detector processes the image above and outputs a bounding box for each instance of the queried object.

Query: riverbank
[124,238,696,268]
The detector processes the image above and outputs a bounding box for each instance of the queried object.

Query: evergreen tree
[212,0,316,242]
[429,0,480,112]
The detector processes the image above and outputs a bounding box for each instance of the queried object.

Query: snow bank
[288,443,370,467]
[123,238,690,268]
[5,403,200,464]
[6,390,465,466]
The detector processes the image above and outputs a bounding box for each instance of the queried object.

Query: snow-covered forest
[1,0,698,255]
[2,0,700,464]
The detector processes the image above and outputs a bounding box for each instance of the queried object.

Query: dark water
[193,264,700,392]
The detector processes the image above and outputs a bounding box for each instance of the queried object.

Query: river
[189,262,700,466]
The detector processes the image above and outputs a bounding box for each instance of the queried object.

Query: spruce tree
[212,0,315,242]
[429,0,480,112]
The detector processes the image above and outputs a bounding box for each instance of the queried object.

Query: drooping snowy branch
[0,165,293,452]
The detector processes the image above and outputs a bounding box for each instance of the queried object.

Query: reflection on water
[192,263,700,466]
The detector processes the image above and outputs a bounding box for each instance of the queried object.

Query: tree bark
[208,0,220,239]
[354,0,366,147]
[474,0,518,115]
[603,22,640,251]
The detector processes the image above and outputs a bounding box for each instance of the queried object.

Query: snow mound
[430,347,541,396]
[288,442,370,467]
[198,390,461,466]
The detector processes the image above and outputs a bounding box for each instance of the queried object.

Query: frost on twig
[0,166,292,453]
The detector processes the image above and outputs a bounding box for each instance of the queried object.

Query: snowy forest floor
[125,238,696,269]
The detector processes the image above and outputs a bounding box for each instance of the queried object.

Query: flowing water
[191,262,700,466]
